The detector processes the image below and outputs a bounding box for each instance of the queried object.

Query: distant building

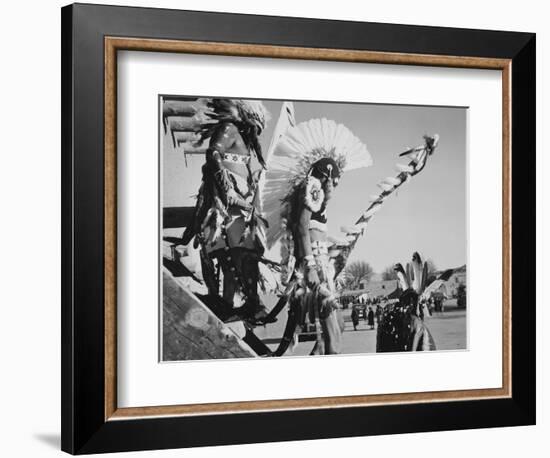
[359,279,399,294]
[446,267,466,297]
[338,279,399,302]
[337,265,466,305]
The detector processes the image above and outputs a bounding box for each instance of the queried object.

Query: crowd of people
[347,290,452,333]
[350,301,383,331]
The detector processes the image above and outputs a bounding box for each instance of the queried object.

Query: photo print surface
[160,96,467,362]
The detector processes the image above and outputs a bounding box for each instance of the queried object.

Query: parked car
[352,303,367,320]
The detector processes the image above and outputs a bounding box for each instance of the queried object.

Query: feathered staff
[332,134,440,279]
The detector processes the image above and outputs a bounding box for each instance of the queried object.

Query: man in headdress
[261,117,372,355]
[182,99,272,324]
[289,157,346,354]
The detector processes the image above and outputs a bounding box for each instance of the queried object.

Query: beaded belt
[221,152,251,165]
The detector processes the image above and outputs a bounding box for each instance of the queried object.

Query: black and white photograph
[160,96,467,361]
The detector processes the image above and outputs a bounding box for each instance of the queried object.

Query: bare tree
[381,265,397,281]
[342,261,374,290]
[426,258,437,275]
[425,258,438,284]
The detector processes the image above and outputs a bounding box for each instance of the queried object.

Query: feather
[437,268,454,282]
[355,222,369,232]
[340,225,359,235]
[395,163,415,173]
[410,149,428,168]
[377,182,394,192]
[362,202,382,219]
[411,252,424,294]
[327,234,348,245]
[384,176,402,186]
[421,261,429,293]
[328,248,343,258]
[394,263,409,290]
[406,262,414,289]
[340,222,368,235]
[264,102,296,165]
[420,269,454,301]
[399,145,424,157]
[420,280,444,300]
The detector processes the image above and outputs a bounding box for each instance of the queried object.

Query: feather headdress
[199,98,270,133]
[394,252,454,301]
[210,99,269,167]
[260,118,371,248]
[162,97,271,166]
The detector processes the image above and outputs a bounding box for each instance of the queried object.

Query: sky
[162,98,467,273]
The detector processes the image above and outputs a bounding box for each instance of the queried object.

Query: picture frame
[61,3,535,454]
